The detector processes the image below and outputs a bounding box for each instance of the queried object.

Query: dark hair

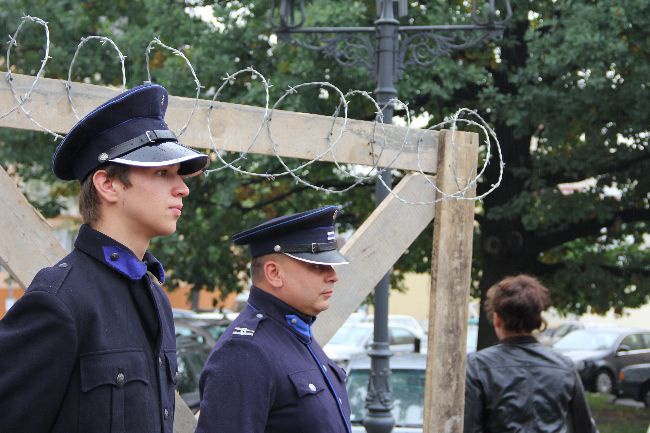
[78,164,131,225]
[250,256,264,283]
[485,274,551,333]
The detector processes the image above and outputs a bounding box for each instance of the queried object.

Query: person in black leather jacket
[464,274,599,433]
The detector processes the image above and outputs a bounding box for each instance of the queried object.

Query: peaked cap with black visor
[52,84,209,182]
[232,206,349,266]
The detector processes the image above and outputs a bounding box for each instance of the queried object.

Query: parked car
[346,352,426,432]
[618,363,650,407]
[172,308,197,319]
[360,314,427,336]
[175,335,212,412]
[537,321,584,346]
[553,326,650,394]
[324,322,426,368]
[174,317,231,347]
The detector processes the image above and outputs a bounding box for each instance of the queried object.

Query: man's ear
[92,169,121,204]
[493,312,502,329]
[263,259,284,290]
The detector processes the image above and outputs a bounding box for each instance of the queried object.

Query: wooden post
[423,130,479,433]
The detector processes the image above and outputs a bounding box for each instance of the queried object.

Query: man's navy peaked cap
[52,84,209,181]
[232,205,349,265]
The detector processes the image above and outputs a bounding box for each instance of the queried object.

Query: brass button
[110,252,120,261]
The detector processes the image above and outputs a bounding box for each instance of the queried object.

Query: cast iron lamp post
[270,2,511,432]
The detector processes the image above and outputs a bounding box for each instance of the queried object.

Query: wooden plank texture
[0,164,66,286]
[423,130,479,433]
[313,172,437,344]
[0,73,439,173]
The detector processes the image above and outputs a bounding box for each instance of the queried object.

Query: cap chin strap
[96,129,177,163]
[273,241,338,254]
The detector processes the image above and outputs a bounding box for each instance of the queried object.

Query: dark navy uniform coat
[196,286,351,433]
[0,225,177,433]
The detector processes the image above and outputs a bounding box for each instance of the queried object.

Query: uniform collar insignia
[75,224,165,282]
[233,327,255,336]
[248,286,315,343]
[285,314,312,341]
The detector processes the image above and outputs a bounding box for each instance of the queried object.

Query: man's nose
[326,267,338,283]
[174,177,190,197]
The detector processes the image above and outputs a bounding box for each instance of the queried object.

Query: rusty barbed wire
[1,15,504,205]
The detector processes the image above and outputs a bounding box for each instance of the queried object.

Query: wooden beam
[0,164,198,433]
[313,172,437,344]
[0,73,438,173]
[174,392,197,433]
[423,130,479,433]
[0,164,66,287]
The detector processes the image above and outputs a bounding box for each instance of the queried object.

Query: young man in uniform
[196,206,352,433]
[0,84,208,433]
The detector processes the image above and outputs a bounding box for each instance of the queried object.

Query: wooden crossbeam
[313,172,436,343]
[0,165,67,286]
[0,73,439,173]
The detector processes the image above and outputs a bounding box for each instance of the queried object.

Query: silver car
[346,352,426,433]
[324,322,426,368]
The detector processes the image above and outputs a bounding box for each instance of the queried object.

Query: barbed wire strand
[66,36,127,120]
[2,15,62,140]
[145,37,201,138]
[2,15,504,206]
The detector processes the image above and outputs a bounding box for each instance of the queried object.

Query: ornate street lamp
[270,2,511,433]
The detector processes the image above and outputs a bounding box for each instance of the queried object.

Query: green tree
[1,1,648,347]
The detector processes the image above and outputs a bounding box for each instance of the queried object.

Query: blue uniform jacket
[196,286,351,433]
[0,224,177,433]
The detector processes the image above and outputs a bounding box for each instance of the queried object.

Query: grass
[588,393,650,433]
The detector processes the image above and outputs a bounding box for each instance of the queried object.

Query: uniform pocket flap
[289,369,326,398]
[327,360,347,382]
[80,349,149,392]
[164,349,178,384]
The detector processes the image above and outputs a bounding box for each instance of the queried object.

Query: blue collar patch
[102,246,165,282]
[74,224,165,283]
[285,314,312,342]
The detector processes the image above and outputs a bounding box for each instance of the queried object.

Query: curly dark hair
[485,274,551,333]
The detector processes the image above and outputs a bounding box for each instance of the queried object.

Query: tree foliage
[1,1,648,341]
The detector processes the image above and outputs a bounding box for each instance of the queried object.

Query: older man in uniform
[196,206,352,433]
[0,84,208,433]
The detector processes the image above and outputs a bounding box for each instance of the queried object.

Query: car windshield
[204,324,229,341]
[347,369,424,428]
[329,326,371,346]
[554,329,619,351]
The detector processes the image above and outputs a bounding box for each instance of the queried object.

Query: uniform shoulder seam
[28,262,73,296]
